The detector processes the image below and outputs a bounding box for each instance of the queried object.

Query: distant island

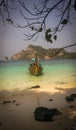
[9,44,76,60]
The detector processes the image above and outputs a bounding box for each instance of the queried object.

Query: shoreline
[0,87,76,130]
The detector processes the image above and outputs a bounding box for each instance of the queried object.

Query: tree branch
[0,0,4,6]
[50,43,76,57]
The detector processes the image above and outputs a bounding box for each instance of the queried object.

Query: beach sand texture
[0,88,76,130]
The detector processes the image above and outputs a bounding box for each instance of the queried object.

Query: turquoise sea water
[0,59,76,92]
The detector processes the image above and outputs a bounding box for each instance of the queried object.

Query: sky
[0,0,76,60]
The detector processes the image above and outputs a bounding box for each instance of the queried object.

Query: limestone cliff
[11,44,76,60]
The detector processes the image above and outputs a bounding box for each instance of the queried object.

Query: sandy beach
[0,87,76,130]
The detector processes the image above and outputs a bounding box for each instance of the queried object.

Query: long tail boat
[28,57,43,76]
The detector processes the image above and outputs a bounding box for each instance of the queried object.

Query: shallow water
[0,59,76,92]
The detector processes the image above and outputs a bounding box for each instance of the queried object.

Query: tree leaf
[61,19,68,24]
[45,33,53,43]
[53,35,57,40]
[31,26,34,30]
[46,28,51,34]
[45,34,52,41]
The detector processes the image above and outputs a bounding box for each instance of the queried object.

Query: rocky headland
[10,44,76,60]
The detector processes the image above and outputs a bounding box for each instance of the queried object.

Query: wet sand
[0,88,76,130]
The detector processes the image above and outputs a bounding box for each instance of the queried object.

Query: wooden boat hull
[29,66,43,76]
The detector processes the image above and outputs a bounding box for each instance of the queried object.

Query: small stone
[69,105,74,108]
[65,93,76,102]
[12,100,16,103]
[30,85,40,89]
[0,122,2,125]
[6,101,11,103]
[15,103,20,105]
[49,99,53,101]
[65,96,74,101]
[3,101,7,104]
[3,100,11,104]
